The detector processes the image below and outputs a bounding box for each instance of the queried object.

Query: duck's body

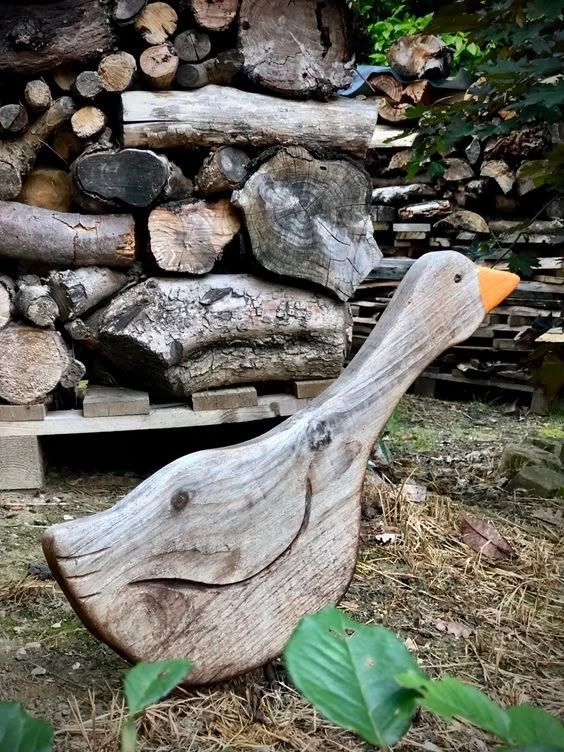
[43,252,518,684]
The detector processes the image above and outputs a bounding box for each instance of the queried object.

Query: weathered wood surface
[233,146,381,300]
[189,0,239,31]
[0,202,136,269]
[0,275,15,330]
[140,43,179,89]
[135,2,178,44]
[98,52,137,92]
[66,275,350,397]
[387,34,453,80]
[15,275,59,327]
[192,386,258,412]
[43,252,520,684]
[24,80,52,113]
[0,436,44,490]
[176,49,243,89]
[148,199,241,273]
[121,87,379,158]
[238,0,353,98]
[0,403,46,422]
[83,386,150,418]
[0,0,114,75]
[195,147,249,195]
[48,267,130,321]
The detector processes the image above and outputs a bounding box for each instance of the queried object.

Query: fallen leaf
[458,511,514,561]
[434,619,472,639]
[400,481,427,504]
[373,532,402,545]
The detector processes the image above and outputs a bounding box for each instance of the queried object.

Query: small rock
[531,437,564,464]
[500,443,562,476]
[24,641,42,650]
[27,562,53,581]
[15,647,27,661]
[31,666,47,677]
[511,465,564,497]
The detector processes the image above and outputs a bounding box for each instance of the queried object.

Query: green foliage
[285,608,564,750]
[0,702,53,752]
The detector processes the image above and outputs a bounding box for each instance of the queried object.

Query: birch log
[233,146,381,300]
[67,275,349,397]
[0,202,136,269]
[121,87,379,158]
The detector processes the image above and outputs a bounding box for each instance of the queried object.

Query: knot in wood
[171,489,190,511]
[306,419,332,452]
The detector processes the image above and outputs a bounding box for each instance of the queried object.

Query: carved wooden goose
[43,252,518,684]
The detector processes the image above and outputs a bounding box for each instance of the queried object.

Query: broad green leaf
[0,702,53,752]
[124,659,192,715]
[284,607,422,747]
[506,706,564,749]
[397,671,510,740]
[496,747,564,752]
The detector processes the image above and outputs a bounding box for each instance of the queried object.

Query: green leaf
[0,702,53,752]
[124,659,192,715]
[506,705,564,749]
[397,671,510,740]
[497,747,564,752]
[284,607,422,747]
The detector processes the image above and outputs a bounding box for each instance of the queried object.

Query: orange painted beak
[478,266,520,313]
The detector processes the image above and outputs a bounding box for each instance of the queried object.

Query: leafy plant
[0,702,53,752]
[285,607,564,751]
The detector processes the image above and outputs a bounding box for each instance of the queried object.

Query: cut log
[0,202,136,269]
[48,267,130,321]
[375,98,411,124]
[434,210,490,235]
[465,136,482,165]
[176,49,243,89]
[195,146,249,194]
[190,0,239,31]
[0,104,29,135]
[135,2,178,44]
[0,275,15,330]
[24,81,52,114]
[484,124,550,160]
[71,106,107,140]
[71,148,192,210]
[0,96,75,201]
[140,44,179,89]
[67,275,349,397]
[98,52,138,93]
[233,145,380,300]
[443,158,474,182]
[114,0,148,25]
[404,79,432,104]
[148,198,241,273]
[73,71,104,101]
[238,0,353,99]
[14,275,59,327]
[368,74,402,102]
[122,87,379,158]
[18,168,72,212]
[51,129,83,163]
[0,0,114,75]
[0,324,84,404]
[387,34,453,79]
[480,160,515,195]
[174,29,211,62]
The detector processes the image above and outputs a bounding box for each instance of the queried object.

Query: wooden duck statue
[43,252,519,684]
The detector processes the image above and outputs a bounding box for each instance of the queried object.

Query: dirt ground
[1,395,563,751]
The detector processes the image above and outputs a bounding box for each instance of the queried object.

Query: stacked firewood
[0,0,404,409]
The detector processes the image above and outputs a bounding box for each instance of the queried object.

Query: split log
[0,0,114,75]
[387,34,453,79]
[24,81,52,114]
[233,145,380,300]
[434,210,490,235]
[73,71,104,101]
[71,106,107,140]
[67,275,349,397]
[135,2,178,44]
[480,160,515,194]
[516,162,539,197]
[238,0,354,98]
[0,202,136,269]
[71,148,193,210]
[0,275,15,330]
[98,52,137,93]
[0,104,28,135]
[174,29,211,62]
[122,87,379,158]
[140,44,179,89]
[0,324,84,404]
[443,158,474,182]
[0,96,75,201]
[114,0,147,25]
[375,98,412,124]
[14,275,59,327]
[189,0,239,31]
[465,136,481,165]
[385,149,413,173]
[48,267,130,321]
[195,146,249,195]
[18,168,72,212]
[148,199,241,273]
[176,49,243,89]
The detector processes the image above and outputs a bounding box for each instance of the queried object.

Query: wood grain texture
[192,386,258,411]
[48,267,130,321]
[83,386,150,418]
[0,436,43,490]
[233,146,381,300]
[43,252,518,684]
[121,87,379,158]
[189,0,240,31]
[0,404,46,422]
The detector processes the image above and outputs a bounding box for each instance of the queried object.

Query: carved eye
[454,274,462,283]
[171,490,190,511]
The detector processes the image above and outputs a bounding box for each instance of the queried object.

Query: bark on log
[195,146,249,194]
[0,97,75,201]
[0,275,15,330]
[174,29,211,62]
[238,0,353,99]
[387,34,453,79]
[0,324,84,405]
[15,275,59,327]
[18,168,72,213]
[67,275,349,397]
[24,81,52,114]
[148,199,241,273]
[140,44,179,89]
[0,202,136,269]
[71,147,192,210]
[176,49,243,89]
[434,210,490,235]
[135,2,178,44]
[233,145,380,300]
[71,106,107,140]
[48,267,130,321]
[0,104,29,134]
[98,52,138,93]
[189,0,239,31]
[121,87,379,158]
[0,0,114,75]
